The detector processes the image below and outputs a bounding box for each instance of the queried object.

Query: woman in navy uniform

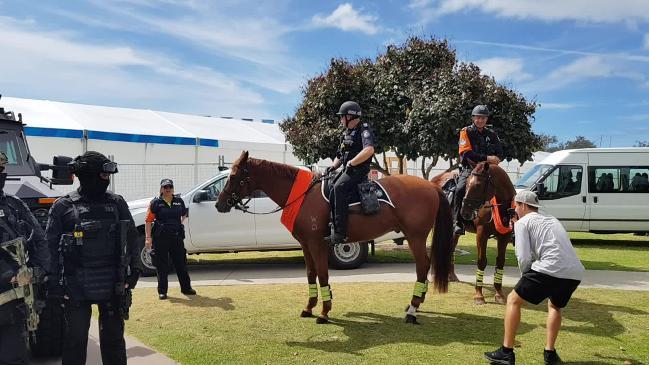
[145,179,195,299]
[324,101,375,246]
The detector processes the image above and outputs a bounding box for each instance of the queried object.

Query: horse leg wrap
[406,305,417,316]
[308,283,318,298]
[412,280,429,298]
[475,269,485,287]
[320,285,332,302]
[494,268,504,285]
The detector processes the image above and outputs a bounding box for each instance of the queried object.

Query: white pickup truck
[128,169,401,276]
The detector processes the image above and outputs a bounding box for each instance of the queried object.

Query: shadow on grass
[167,294,235,310]
[286,311,535,355]
[525,297,647,338]
[568,353,646,365]
[572,238,649,248]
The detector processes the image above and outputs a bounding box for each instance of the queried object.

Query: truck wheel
[29,298,64,358]
[329,241,368,270]
[138,233,157,277]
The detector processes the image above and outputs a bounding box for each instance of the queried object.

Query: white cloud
[0,16,271,117]
[420,0,649,24]
[312,3,379,35]
[474,57,532,82]
[540,103,583,110]
[408,0,434,8]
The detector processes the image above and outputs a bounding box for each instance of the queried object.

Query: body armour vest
[0,196,26,294]
[62,191,120,302]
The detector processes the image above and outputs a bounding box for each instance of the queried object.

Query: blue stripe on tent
[87,130,196,145]
[24,127,220,147]
[24,127,83,138]
[261,119,275,124]
[199,139,219,147]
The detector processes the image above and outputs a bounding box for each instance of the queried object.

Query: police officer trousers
[62,299,126,365]
[452,168,471,223]
[153,234,192,294]
[0,323,27,365]
[329,167,367,236]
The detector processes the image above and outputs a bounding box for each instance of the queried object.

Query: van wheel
[329,241,368,270]
[29,298,64,358]
[138,233,157,277]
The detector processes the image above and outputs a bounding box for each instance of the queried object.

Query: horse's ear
[240,150,249,162]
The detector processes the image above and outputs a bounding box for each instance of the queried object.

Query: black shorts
[514,270,580,308]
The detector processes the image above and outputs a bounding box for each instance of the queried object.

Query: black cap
[160,178,174,187]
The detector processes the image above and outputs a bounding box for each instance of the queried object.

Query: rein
[224,167,326,215]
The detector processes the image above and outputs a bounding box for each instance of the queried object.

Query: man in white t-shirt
[484,190,585,365]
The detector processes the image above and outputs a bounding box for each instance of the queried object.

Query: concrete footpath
[32,263,649,364]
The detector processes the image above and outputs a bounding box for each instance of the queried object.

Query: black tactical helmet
[336,101,362,118]
[472,105,490,117]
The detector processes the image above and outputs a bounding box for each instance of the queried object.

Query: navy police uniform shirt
[145,195,188,225]
[337,122,374,173]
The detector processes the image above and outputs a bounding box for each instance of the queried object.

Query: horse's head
[461,161,496,220]
[216,151,256,213]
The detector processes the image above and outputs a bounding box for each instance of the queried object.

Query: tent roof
[2,96,285,146]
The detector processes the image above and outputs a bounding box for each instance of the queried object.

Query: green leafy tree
[634,140,649,147]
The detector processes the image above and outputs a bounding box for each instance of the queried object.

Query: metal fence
[47,163,525,203]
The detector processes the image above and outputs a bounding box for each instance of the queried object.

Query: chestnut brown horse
[216,151,454,324]
[431,161,515,305]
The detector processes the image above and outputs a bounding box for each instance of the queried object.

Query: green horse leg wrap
[494,268,504,285]
[320,285,332,302]
[308,283,318,298]
[413,280,429,298]
[475,269,485,287]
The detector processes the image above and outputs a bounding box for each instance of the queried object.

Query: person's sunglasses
[163,185,174,189]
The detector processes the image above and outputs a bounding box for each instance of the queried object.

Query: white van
[514,148,649,234]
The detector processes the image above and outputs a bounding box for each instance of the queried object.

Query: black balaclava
[75,151,111,199]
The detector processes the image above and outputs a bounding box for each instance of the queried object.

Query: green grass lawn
[187,232,649,272]
[127,282,649,364]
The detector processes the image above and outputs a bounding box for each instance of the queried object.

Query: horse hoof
[474,297,486,305]
[300,310,314,318]
[494,295,506,305]
[316,316,329,324]
[405,314,419,324]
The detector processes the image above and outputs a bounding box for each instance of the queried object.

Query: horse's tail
[430,187,454,293]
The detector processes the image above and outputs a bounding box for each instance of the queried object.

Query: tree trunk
[371,155,390,176]
[396,153,404,175]
[423,155,439,180]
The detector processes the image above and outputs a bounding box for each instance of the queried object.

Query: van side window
[538,165,582,199]
[588,167,649,193]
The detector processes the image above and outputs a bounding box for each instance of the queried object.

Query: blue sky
[2,0,648,147]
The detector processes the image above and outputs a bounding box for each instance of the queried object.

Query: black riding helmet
[471,105,490,117]
[336,101,362,118]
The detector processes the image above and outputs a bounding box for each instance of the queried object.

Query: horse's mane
[249,157,298,180]
[474,161,515,191]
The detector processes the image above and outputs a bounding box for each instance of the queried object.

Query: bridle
[221,164,322,215]
[462,170,495,220]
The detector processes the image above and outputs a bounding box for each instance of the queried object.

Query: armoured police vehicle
[1,96,73,357]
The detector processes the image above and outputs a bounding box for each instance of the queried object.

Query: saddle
[321,174,394,215]
[440,171,459,205]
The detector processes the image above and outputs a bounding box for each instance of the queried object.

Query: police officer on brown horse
[324,101,375,246]
[452,105,504,235]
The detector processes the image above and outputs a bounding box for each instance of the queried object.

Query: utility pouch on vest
[358,181,380,215]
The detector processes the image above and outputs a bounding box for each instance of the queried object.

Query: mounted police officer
[452,105,504,235]
[0,152,50,365]
[324,101,375,246]
[45,151,141,365]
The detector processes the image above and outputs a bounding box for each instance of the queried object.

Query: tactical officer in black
[324,101,375,246]
[0,152,50,365]
[144,178,195,300]
[453,105,505,235]
[45,151,141,365]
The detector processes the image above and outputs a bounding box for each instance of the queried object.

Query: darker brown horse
[216,151,454,324]
[432,161,515,305]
